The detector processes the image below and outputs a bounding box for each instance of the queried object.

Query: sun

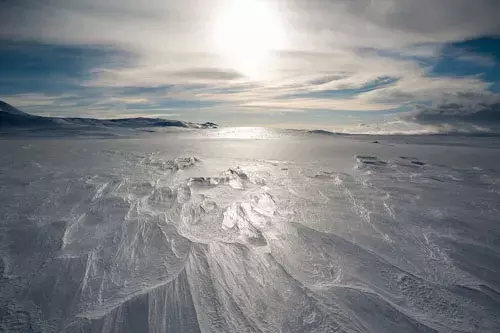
[212,0,286,78]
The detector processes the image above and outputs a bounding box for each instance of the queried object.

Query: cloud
[403,92,500,132]
[3,0,500,47]
[289,0,500,47]
[1,0,500,129]
[171,68,245,81]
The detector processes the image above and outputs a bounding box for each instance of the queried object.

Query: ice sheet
[1,128,499,332]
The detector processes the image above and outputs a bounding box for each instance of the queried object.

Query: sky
[1,0,500,133]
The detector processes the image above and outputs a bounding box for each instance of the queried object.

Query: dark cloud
[412,103,500,123]
[378,0,500,36]
[291,0,500,46]
[405,92,500,131]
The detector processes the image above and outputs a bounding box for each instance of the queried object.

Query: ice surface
[1,128,500,332]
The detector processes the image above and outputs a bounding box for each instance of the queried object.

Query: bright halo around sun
[212,0,286,79]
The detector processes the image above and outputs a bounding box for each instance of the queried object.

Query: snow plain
[1,128,499,332]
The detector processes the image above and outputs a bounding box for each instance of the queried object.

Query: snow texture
[1,126,500,332]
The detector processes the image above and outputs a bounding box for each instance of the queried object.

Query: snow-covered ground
[1,128,499,332]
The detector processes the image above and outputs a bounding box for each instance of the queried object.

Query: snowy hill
[0,100,217,130]
[0,100,30,116]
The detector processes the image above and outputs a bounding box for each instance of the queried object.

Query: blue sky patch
[429,36,500,85]
[0,40,132,95]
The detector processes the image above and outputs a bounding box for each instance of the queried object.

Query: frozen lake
[1,128,500,332]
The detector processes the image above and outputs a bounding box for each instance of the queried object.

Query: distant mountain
[0,100,218,129]
[0,100,30,116]
[307,129,344,136]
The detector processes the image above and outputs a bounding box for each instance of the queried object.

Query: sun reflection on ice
[211,127,282,139]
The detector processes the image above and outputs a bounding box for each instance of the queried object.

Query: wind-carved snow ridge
[141,155,201,172]
[56,162,291,325]
[355,155,389,169]
[178,167,284,251]
[57,162,367,332]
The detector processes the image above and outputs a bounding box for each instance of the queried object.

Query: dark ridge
[0,100,218,129]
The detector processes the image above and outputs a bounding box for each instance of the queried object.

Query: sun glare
[212,0,286,78]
